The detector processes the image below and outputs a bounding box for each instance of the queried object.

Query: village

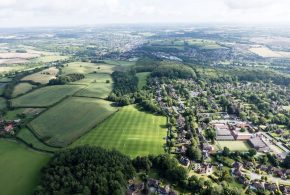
[148,76,290,194]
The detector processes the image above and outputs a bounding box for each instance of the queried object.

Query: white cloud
[0,0,289,27]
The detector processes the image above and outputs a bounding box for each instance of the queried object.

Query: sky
[0,0,290,27]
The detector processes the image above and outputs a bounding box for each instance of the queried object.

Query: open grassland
[75,83,112,98]
[104,60,136,66]
[137,72,150,90]
[12,82,36,97]
[11,85,83,107]
[17,128,58,152]
[73,73,112,85]
[21,67,59,84]
[62,62,115,75]
[29,98,117,147]
[0,139,50,195]
[72,105,167,157]
[0,97,6,110]
[33,55,68,63]
[4,108,45,121]
[216,141,251,151]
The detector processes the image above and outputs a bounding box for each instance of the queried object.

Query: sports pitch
[72,105,167,157]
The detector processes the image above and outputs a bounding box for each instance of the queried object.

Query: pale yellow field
[21,67,59,84]
[34,55,69,63]
[249,46,290,58]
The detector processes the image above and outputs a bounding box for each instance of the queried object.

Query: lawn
[62,62,115,75]
[216,141,251,151]
[12,82,36,97]
[21,67,59,84]
[29,98,117,147]
[11,85,84,107]
[136,72,150,90]
[17,128,58,152]
[74,82,112,99]
[0,139,50,195]
[72,105,167,157]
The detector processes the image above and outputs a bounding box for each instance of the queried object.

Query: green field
[73,73,112,85]
[29,98,117,147]
[62,62,115,75]
[0,139,50,195]
[216,141,251,151]
[75,83,112,98]
[11,85,83,107]
[104,60,136,66]
[137,72,150,90]
[72,105,167,157]
[17,128,58,152]
[12,82,35,97]
[0,97,6,110]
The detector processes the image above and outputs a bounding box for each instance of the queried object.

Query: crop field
[73,73,112,85]
[249,46,290,58]
[137,72,150,90]
[216,141,251,151]
[75,83,112,98]
[29,98,117,147]
[21,67,59,84]
[17,128,58,152]
[0,139,50,195]
[11,85,83,107]
[62,62,115,75]
[72,105,167,157]
[12,82,36,97]
[34,55,68,63]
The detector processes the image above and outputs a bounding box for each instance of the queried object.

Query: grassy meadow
[11,85,83,107]
[72,105,167,157]
[21,67,59,84]
[73,73,112,85]
[62,62,115,75]
[0,139,50,195]
[12,82,35,97]
[74,82,112,98]
[29,98,117,147]
[137,72,150,90]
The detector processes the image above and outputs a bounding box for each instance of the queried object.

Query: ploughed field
[28,98,117,147]
[0,140,50,195]
[71,105,167,157]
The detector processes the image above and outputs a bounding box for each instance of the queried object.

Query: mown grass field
[72,105,167,157]
[216,141,251,151]
[29,98,117,147]
[21,67,59,84]
[17,128,58,152]
[11,85,83,107]
[75,83,112,98]
[136,72,150,90]
[62,62,115,75]
[0,139,50,195]
[12,82,35,97]
[73,73,112,85]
